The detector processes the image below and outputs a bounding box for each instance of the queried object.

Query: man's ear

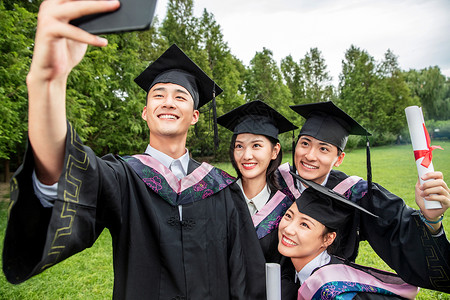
[334,152,345,167]
[142,106,147,120]
[190,109,200,125]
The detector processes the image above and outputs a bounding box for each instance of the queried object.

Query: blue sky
[155,0,450,85]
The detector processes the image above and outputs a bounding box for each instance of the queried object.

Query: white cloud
[155,0,450,83]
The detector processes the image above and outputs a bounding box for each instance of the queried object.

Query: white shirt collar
[145,144,190,176]
[296,171,330,193]
[236,178,271,214]
[295,250,331,285]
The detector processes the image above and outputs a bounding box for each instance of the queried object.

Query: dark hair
[229,134,282,193]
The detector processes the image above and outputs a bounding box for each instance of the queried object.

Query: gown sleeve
[358,181,450,293]
[3,122,125,283]
[327,168,450,293]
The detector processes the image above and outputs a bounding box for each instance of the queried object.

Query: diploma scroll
[266,263,281,300]
[405,106,442,209]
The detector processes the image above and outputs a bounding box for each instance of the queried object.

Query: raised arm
[415,171,450,233]
[28,0,120,184]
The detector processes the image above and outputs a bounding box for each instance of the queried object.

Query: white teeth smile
[302,162,318,169]
[159,114,177,120]
[282,236,297,246]
[243,163,256,167]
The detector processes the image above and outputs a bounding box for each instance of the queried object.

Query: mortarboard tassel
[292,130,298,189]
[212,86,219,151]
[366,136,373,202]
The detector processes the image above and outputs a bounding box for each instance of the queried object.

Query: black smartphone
[70,0,158,35]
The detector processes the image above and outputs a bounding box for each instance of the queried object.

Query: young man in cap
[2,1,265,299]
[277,101,450,294]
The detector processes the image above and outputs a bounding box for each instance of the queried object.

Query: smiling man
[2,2,265,299]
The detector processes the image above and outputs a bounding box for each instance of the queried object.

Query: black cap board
[217,100,297,140]
[134,44,223,109]
[290,171,378,230]
[290,101,371,151]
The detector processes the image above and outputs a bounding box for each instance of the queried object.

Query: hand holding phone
[70,0,158,35]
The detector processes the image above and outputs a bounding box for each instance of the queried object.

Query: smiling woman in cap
[218,100,297,264]
[278,174,419,300]
[275,100,450,294]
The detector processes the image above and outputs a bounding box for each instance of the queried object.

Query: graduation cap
[290,171,378,230]
[289,101,371,151]
[134,44,223,109]
[290,101,374,202]
[217,100,297,140]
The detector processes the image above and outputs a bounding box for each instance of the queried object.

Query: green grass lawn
[1,141,449,299]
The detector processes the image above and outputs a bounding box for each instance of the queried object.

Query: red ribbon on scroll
[413,123,443,168]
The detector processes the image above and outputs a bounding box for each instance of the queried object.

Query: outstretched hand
[415,171,450,231]
[29,0,120,81]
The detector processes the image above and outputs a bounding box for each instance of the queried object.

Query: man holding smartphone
[3,1,266,299]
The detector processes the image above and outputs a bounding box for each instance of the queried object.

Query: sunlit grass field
[1,141,449,299]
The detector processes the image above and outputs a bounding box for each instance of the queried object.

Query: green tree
[339,46,420,145]
[338,45,381,145]
[161,0,200,54]
[244,48,295,150]
[280,55,303,103]
[281,49,335,105]
[299,48,335,103]
[245,48,291,108]
[0,3,35,180]
[404,67,450,120]
[376,50,418,139]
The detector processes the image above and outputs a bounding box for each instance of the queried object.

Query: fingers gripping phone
[70,0,158,35]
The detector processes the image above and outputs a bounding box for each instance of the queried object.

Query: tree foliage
[280,54,303,103]
[0,3,35,161]
[338,46,418,145]
[299,48,335,103]
[338,45,379,139]
[376,50,418,139]
[1,0,449,175]
[281,48,335,105]
[404,66,450,121]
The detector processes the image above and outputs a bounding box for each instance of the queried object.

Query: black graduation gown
[2,123,266,299]
[277,164,450,293]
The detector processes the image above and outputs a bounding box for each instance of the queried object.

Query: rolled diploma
[404,106,442,209]
[266,263,281,300]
